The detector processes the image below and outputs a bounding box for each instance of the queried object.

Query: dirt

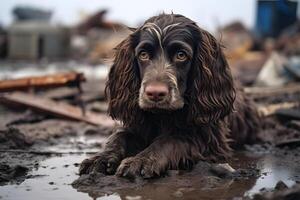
[1,145,300,200]
[72,155,261,199]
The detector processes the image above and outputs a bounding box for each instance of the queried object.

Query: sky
[0,0,297,32]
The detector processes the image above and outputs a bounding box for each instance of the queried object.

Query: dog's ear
[105,33,141,126]
[187,28,236,124]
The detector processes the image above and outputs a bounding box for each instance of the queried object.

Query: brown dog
[79,14,260,178]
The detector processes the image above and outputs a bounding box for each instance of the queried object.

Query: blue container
[255,0,298,38]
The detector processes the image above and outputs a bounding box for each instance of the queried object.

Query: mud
[0,152,46,186]
[1,146,300,200]
[72,155,260,199]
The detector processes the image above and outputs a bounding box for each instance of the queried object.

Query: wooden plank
[257,102,299,116]
[0,92,116,127]
[0,72,86,92]
[244,84,300,98]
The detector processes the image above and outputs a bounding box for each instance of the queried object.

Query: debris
[219,21,254,59]
[276,21,300,55]
[288,120,300,130]
[73,9,130,63]
[254,52,300,87]
[0,92,116,127]
[230,51,267,86]
[285,56,300,79]
[257,102,299,116]
[275,107,300,120]
[0,150,98,155]
[8,21,70,59]
[255,52,289,86]
[244,84,300,99]
[88,31,130,63]
[76,10,124,35]
[276,138,300,148]
[253,183,300,200]
[12,6,52,21]
[0,72,85,92]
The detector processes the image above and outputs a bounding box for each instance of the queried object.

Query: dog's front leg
[79,128,143,175]
[116,135,203,178]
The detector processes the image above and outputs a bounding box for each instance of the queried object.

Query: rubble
[72,9,131,63]
[253,183,300,200]
[8,21,70,60]
[254,52,300,87]
[218,22,254,60]
[12,6,52,22]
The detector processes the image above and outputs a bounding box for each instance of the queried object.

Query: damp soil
[1,133,300,200]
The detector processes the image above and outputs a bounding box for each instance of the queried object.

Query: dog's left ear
[188,28,236,124]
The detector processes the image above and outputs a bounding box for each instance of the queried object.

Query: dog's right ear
[105,33,141,126]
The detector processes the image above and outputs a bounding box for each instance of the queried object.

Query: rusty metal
[0,72,86,93]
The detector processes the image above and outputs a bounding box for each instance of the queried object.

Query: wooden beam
[0,92,116,127]
[257,102,299,116]
[0,72,86,92]
[244,84,300,98]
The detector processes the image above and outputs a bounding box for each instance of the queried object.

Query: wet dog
[79,14,260,178]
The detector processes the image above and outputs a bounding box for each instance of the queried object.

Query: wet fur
[80,14,260,178]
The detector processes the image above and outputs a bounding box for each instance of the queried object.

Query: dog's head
[106,14,235,125]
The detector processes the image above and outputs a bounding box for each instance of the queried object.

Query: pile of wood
[0,72,115,127]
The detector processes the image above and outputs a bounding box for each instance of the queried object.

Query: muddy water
[1,150,300,200]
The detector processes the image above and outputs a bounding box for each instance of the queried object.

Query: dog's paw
[79,152,120,175]
[116,156,163,179]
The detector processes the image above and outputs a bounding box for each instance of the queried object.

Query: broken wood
[257,102,299,116]
[275,107,300,120]
[275,138,300,148]
[0,72,86,92]
[244,84,300,98]
[0,149,98,155]
[0,92,116,127]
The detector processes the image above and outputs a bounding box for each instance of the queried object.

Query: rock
[210,163,236,178]
[172,190,183,198]
[0,127,32,149]
[253,184,300,200]
[274,180,288,190]
[0,164,29,185]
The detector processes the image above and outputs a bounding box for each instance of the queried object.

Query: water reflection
[1,151,300,200]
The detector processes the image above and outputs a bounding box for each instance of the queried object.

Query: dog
[79,14,260,178]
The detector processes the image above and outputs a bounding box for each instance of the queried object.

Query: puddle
[0,155,90,200]
[1,151,299,200]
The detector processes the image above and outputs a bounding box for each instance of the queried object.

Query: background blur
[1,1,300,200]
[0,0,260,30]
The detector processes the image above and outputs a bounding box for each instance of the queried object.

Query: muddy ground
[0,77,300,200]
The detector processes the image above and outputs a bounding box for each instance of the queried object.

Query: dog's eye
[175,51,187,61]
[139,51,150,61]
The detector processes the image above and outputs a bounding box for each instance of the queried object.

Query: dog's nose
[145,83,169,102]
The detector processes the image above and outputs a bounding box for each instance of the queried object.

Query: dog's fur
[79,14,260,178]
